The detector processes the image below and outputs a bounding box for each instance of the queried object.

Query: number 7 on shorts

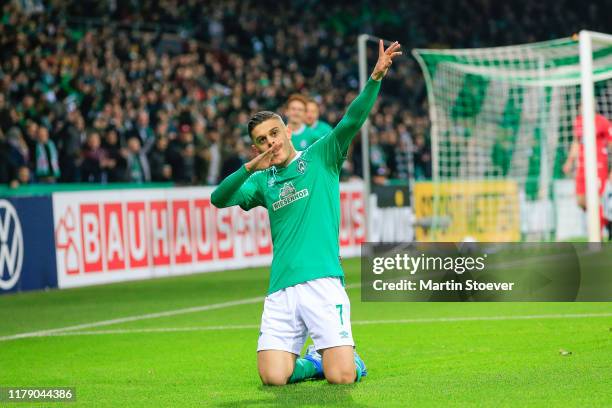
[335,304,344,325]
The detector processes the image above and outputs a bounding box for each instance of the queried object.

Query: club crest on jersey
[297,159,307,174]
[272,181,309,211]
[279,182,296,198]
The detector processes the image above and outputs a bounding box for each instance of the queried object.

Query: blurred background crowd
[1,0,609,187]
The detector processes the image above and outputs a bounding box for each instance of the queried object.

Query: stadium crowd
[0,0,608,187]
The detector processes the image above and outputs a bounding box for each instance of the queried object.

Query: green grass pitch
[0,258,610,407]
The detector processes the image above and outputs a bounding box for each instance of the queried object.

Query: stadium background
[1,1,611,407]
[2,0,609,189]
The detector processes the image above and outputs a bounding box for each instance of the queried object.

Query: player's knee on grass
[257,350,295,386]
[324,363,356,384]
[259,370,290,386]
[258,362,292,386]
[321,346,357,384]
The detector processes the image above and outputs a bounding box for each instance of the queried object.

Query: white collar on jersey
[291,124,306,135]
[271,150,301,180]
[288,150,303,165]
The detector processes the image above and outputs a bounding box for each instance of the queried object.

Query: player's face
[287,100,306,126]
[251,118,294,166]
[305,102,319,126]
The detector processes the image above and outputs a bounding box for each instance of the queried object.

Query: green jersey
[309,119,333,139]
[291,125,320,151]
[211,78,381,294]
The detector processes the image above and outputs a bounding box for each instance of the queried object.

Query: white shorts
[257,277,354,355]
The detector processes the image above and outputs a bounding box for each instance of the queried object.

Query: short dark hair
[247,111,283,138]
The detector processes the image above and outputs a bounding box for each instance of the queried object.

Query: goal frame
[409,30,612,242]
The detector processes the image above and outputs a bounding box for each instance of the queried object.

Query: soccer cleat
[354,350,367,377]
[303,345,324,378]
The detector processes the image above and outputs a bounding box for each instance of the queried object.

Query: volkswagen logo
[0,200,24,290]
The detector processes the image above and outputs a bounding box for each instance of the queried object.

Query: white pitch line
[351,312,612,324]
[0,283,363,342]
[25,312,612,339]
[45,325,261,336]
[0,297,263,342]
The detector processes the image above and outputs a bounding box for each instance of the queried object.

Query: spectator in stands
[131,110,156,154]
[10,166,32,189]
[413,132,432,180]
[205,129,222,185]
[381,130,399,179]
[0,94,13,133]
[23,120,39,154]
[80,131,108,183]
[102,128,127,182]
[167,125,196,185]
[369,132,390,185]
[124,135,151,183]
[148,135,173,182]
[6,127,29,177]
[33,125,60,183]
[2,0,608,188]
[395,124,413,180]
[0,129,10,185]
[56,111,86,183]
[220,135,248,180]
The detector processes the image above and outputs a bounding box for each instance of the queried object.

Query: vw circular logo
[0,200,24,290]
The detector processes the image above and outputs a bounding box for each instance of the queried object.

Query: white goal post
[579,30,612,242]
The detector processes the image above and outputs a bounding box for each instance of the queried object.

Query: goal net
[412,33,612,242]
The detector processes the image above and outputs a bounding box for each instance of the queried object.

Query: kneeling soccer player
[211,40,401,385]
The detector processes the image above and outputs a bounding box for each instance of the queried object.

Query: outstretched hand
[245,143,282,172]
[371,40,402,81]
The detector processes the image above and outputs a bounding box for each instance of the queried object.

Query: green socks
[288,358,318,383]
[288,358,363,383]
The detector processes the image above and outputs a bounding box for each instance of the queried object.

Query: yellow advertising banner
[413,180,521,242]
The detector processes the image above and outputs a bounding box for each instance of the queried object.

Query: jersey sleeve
[211,165,264,211]
[309,78,381,171]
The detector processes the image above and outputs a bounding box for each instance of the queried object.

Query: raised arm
[332,40,402,154]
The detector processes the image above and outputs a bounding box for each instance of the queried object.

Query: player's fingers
[379,39,384,56]
[260,145,276,156]
[391,51,403,57]
[262,144,281,156]
[386,41,400,54]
